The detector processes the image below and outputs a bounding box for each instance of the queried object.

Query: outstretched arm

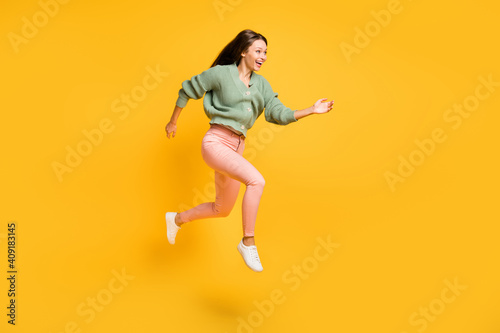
[165,105,183,139]
[294,98,334,120]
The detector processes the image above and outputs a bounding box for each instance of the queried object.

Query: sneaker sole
[165,212,179,244]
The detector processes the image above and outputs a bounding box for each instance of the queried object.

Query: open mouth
[255,61,263,67]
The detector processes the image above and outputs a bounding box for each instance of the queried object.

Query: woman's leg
[200,139,265,239]
[169,125,265,271]
[176,128,265,239]
[177,170,241,223]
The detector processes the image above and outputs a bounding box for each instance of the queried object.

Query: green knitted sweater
[176,62,297,136]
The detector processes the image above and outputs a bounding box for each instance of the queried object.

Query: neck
[237,62,252,80]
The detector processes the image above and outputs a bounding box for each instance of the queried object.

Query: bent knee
[212,203,233,218]
[217,210,231,218]
[249,176,265,189]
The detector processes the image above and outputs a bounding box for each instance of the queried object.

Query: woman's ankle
[175,213,183,227]
[243,236,255,246]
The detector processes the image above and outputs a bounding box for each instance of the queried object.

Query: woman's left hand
[293,98,335,120]
[312,98,334,114]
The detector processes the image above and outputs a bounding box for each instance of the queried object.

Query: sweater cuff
[175,93,188,108]
[285,109,298,124]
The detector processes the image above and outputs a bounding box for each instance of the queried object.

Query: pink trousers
[178,124,265,237]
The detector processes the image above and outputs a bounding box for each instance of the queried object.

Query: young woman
[165,29,334,272]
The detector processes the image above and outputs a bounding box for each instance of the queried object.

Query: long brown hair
[210,29,267,68]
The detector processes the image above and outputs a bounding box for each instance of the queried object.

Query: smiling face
[241,39,267,71]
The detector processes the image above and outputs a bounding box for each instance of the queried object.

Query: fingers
[166,128,177,139]
[324,100,334,112]
[312,98,335,114]
[317,98,333,105]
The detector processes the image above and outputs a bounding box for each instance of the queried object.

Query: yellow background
[1,0,499,332]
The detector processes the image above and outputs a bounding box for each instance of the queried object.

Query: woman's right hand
[165,121,177,139]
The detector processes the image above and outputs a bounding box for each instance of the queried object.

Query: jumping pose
[165,29,334,272]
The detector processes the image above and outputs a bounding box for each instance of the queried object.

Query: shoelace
[249,247,261,263]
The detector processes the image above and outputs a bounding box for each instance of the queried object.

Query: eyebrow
[255,47,267,51]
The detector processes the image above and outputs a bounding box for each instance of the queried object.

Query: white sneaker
[237,239,263,272]
[166,212,180,244]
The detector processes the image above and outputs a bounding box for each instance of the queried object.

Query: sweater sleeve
[175,66,221,108]
[261,77,298,125]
